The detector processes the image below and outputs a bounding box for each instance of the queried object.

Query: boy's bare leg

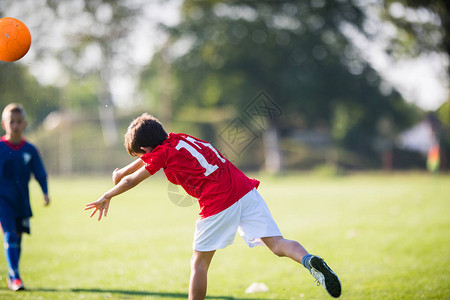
[262,236,342,298]
[261,236,308,262]
[189,250,215,300]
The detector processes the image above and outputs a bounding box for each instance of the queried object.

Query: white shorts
[193,188,282,252]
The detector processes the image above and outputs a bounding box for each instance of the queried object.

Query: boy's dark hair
[124,113,168,156]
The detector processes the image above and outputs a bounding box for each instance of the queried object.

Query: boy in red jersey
[0,103,50,291]
[85,113,341,299]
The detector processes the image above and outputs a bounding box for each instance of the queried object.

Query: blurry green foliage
[142,0,423,158]
[437,101,450,126]
[382,0,449,58]
[0,63,58,128]
[1,0,447,172]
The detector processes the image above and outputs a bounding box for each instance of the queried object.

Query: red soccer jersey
[140,133,259,218]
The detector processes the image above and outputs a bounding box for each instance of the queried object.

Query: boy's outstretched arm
[85,166,151,221]
[112,158,145,185]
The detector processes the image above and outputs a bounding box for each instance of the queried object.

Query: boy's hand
[85,196,111,221]
[44,194,50,206]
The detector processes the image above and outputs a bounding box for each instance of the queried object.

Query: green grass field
[0,172,449,299]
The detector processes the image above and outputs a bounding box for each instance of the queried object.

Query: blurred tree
[2,0,144,146]
[0,63,58,128]
[2,0,146,174]
[382,0,449,170]
[437,101,450,126]
[382,0,449,59]
[42,0,144,146]
[142,0,422,170]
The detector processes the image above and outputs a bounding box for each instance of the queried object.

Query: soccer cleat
[308,256,341,298]
[7,277,25,291]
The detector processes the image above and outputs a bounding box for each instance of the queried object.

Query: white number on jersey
[176,137,225,176]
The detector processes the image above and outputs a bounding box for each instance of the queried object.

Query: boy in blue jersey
[0,103,50,291]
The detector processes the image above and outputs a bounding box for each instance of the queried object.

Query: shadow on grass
[29,288,286,300]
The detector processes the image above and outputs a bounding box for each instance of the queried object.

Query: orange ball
[0,17,32,62]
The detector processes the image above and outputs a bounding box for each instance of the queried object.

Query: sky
[2,0,449,111]
[374,53,448,111]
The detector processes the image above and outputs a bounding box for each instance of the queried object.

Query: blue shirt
[0,136,48,218]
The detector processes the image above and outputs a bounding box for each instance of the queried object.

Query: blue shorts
[0,200,30,234]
